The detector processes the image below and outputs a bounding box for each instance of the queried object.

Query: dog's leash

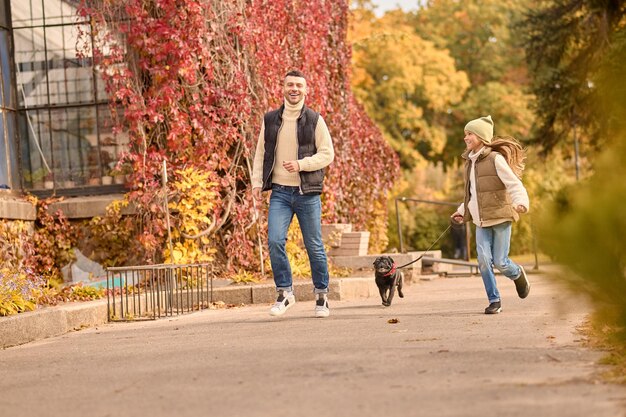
[395,224,452,270]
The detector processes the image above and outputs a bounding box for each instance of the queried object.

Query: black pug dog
[373,256,404,306]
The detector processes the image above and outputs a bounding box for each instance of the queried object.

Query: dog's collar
[383,263,397,277]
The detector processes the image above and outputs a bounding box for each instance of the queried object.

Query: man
[251,70,335,318]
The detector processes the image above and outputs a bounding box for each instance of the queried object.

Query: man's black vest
[261,104,325,195]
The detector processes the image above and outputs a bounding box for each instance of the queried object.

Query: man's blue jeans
[267,184,329,294]
[475,221,522,303]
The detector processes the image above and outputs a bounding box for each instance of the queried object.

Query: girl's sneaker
[485,301,502,314]
[514,266,531,299]
[269,290,295,316]
[314,293,330,318]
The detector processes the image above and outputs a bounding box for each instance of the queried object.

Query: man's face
[283,75,307,105]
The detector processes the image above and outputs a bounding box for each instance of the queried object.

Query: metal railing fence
[106,263,213,321]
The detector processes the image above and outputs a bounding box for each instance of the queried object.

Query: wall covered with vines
[77,0,399,271]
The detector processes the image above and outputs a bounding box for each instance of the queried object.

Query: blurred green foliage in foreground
[539,137,626,337]
[538,34,626,344]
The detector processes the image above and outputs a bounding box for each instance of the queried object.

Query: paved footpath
[1,272,625,417]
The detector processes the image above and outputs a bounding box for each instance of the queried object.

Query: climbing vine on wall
[78,0,399,269]
[28,197,80,283]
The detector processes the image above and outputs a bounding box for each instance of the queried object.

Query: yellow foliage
[229,269,262,284]
[365,196,390,253]
[349,6,469,166]
[164,167,217,264]
[88,197,137,267]
[0,266,39,316]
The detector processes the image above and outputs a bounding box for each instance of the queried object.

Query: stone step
[330,251,441,269]
[321,223,352,248]
[327,231,370,256]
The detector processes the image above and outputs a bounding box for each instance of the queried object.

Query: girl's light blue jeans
[475,221,522,303]
[267,184,329,294]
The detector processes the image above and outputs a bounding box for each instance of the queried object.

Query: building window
[1,4,17,191]
[8,0,126,195]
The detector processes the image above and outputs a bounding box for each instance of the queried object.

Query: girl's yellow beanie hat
[465,115,494,144]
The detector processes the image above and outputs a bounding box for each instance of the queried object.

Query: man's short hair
[285,70,306,79]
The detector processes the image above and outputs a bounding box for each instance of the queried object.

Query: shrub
[538,138,626,340]
[0,266,44,316]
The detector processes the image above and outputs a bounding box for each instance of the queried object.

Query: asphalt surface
[1,272,625,417]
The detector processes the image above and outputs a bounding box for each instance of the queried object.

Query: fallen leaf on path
[388,318,399,324]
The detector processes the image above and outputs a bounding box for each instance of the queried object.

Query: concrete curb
[0,300,108,349]
[0,276,383,349]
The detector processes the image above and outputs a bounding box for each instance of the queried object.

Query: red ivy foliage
[78,0,398,270]
[27,197,81,282]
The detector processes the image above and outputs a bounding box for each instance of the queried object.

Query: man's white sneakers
[269,290,296,316]
[314,293,330,318]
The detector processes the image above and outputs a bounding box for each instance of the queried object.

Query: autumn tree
[350,7,469,169]
[349,1,538,254]
[411,0,534,164]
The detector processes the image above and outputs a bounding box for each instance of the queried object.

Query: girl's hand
[515,205,527,213]
[451,213,464,224]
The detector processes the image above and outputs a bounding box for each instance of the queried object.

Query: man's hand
[252,187,262,201]
[282,160,300,173]
[515,205,528,214]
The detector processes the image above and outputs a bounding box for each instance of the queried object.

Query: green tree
[522,0,626,153]
[413,0,528,86]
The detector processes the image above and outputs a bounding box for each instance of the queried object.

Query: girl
[451,115,530,314]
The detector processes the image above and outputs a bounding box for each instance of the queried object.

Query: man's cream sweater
[252,99,334,189]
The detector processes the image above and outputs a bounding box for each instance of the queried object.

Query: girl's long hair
[489,135,526,179]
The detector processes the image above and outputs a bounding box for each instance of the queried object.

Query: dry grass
[578,315,626,384]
